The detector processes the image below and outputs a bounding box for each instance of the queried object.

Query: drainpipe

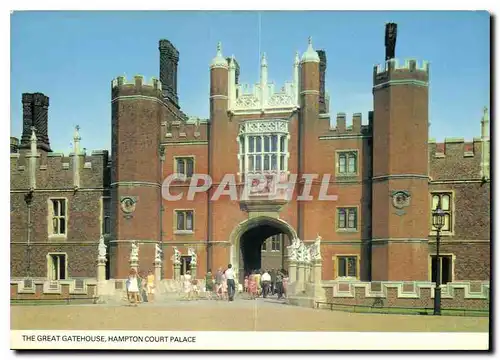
[159,145,165,279]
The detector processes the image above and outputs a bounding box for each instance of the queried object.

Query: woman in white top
[183,271,192,300]
[127,268,140,306]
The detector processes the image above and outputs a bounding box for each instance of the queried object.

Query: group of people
[126,265,288,304]
[243,268,288,300]
[126,268,156,306]
[204,264,236,301]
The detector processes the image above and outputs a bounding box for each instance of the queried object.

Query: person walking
[205,269,214,300]
[126,268,140,306]
[225,264,236,302]
[183,271,193,300]
[254,270,262,297]
[275,270,284,300]
[261,270,271,298]
[270,268,277,295]
[248,271,257,300]
[215,268,223,300]
[146,270,155,302]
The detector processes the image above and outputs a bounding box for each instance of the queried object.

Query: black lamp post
[432,198,445,316]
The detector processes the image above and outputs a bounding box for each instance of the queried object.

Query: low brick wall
[10,278,97,302]
[321,281,490,310]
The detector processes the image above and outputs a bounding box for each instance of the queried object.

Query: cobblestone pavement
[11,296,489,332]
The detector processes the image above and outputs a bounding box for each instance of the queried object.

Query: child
[248,272,257,300]
[244,276,249,293]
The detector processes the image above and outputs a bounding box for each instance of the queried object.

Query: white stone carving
[228,52,299,114]
[287,237,302,262]
[188,247,197,265]
[313,234,322,261]
[172,247,181,265]
[130,242,139,263]
[239,119,288,135]
[98,235,107,261]
[155,243,162,263]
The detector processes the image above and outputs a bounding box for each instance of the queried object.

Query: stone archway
[229,217,298,281]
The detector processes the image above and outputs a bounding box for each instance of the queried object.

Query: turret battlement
[374,58,429,75]
[327,112,370,135]
[111,75,163,99]
[373,58,430,86]
[164,116,209,142]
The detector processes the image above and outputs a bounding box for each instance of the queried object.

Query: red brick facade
[10,34,491,284]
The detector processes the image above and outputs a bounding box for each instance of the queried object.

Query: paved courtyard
[11,297,488,332]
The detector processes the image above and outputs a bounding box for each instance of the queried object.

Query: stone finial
[229,55,236,69]
[261,52,267,67]
[73,125,81,142]
[294,51,300,65]
[30,126,37,142]
[482,106,489,123]
[301,36,320,63]
[210,42,228,69]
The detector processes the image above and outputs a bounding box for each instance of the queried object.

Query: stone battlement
[428,137,487,158]
[111,75,162,90]
[373,58,430,75]
[10,149,109,190]
[327,112,370,135]
[164,116,209,142]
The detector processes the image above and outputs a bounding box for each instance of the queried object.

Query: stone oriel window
[237,119,290,179]
[49,199,67,236]
[175,157,194,178]
[337,207,357,230]
[431,255,453,284]
[175,210,194,231]
[336,150,358,176]
[47,253,67,280]
[337,256,358,278]
[431,193,453,233]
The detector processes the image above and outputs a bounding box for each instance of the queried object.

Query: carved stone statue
[287,237,301,262]
[297,243,307,263]
[98,235,107,260]
[155,243,162,262]
[385,22,398,61]
[130,242,139,262]
[172,247,181,265]
[304,245,314,263]
[188,247,197,265]
[313,234,322,261]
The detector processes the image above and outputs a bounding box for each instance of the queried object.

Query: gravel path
[10,298,489,332]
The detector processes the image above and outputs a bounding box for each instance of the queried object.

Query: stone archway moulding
[228,216,298,273]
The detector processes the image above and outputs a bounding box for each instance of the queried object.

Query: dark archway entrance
[237,222,292,283]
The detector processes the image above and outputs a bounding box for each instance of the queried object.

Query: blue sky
[11,11,490,153]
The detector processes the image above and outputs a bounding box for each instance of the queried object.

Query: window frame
[429,191,455,236]
[48,197,68,239]
[271,235,281,252]
[174,209,195,234]
[336,149,359,177]
[428,253,455,284]
[173,156,195,179]
[334,254,360,280]
[101,196,111,236]
[336,206,359,232]
[46,252,68,280]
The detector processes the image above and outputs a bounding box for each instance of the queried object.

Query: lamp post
[24,190,34,278]
[432,198,445,316]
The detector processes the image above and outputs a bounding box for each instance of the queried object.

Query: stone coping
[321,280,490,300]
